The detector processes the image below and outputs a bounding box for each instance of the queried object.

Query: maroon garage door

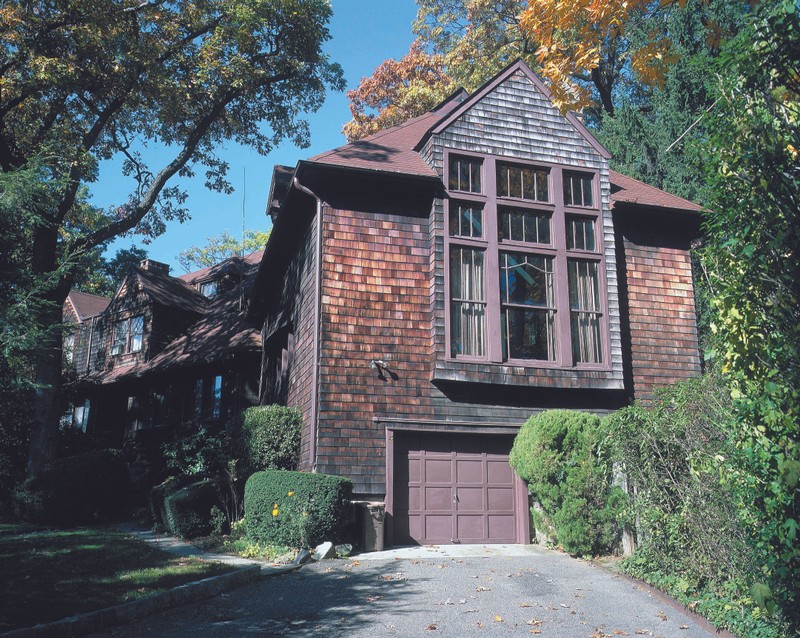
[393,432,519,545]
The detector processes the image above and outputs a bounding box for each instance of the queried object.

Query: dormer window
[446,151,606,367]
[111,315,144,355]
[200,280,218,298]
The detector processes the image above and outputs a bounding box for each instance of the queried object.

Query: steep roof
[135,267,208,315]
[609,170,703,212]
[178,250,264,286]
[308,111,440,178]
[93,254,262,383]
[66,290,110,321]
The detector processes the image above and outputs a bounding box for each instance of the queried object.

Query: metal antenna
[240,165,246,311]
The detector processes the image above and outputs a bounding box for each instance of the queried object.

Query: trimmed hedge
[242,405,301,472]
[245,470,353,547]
[163,479,223,539]
[13,449,129,526]
[509,410,625,556]
[149,475,195,532]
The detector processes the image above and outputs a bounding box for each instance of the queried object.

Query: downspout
[85,316,97,375]
[292,176,323,473]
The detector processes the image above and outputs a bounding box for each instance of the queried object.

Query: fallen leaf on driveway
[476,621,484,629]
[679,625,688,630]
[425,623,438,630]
[613,631,630,635]
[527,618,542,626]
[476,586,491,592]
[519,602,534,608]
[530,631,541,635]
[381,575,394,580]
[494,615,504,623]
[366,595,384,603]
[657,611,667,621]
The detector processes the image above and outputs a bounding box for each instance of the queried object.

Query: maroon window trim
[444,149,610,371]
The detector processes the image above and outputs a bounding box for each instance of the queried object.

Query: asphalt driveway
[98,545,719,638]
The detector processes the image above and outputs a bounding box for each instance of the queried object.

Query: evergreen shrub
[13,449,129,525]
[244,470,353,547]
[163,479,223,539]
[509,409,624,556]
[149,475,195,532]
[242,405,301,472]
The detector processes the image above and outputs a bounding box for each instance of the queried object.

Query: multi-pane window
[563,171,594,207]
[496,162,549,202]
[448,155,482,193]
[111,315,144,355]
[200,280,218,297]
[449,247,486,357]
[447,152,604,367]
[499,252,556,361]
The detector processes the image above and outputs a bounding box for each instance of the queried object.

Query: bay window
[446,151,606,368]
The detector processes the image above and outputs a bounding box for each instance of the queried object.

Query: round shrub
[163,479,224,539]
[509,409,624,556]
[13,449,129,526]
[149,475,196,532]
[244,470,353,548]
[242,405,301,472]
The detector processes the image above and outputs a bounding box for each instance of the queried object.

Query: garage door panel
[425,515,453,541]
[487,460,514,484]
[455,459,483,482]
[425,486,452,510]
[488,515,516,541]
[425,458,452,482]
[456,486,484,510]
[456,515,485,541]
[487,487,514,511]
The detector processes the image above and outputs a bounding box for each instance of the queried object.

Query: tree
[1,0,344,474]
[177,229,271,272]
[73,245,149,298]
[699,2,800,626]
[343,40,455,142]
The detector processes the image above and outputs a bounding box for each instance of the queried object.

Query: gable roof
[134,267,208,315]
[66,290,110,321]
[179,250,265,286]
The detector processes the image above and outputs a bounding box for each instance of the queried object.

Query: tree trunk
[26,226,71,475]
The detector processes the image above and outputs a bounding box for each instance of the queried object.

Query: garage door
[393,432,518,545]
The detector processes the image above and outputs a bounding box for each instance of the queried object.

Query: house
[248,59,702,546]
[65,252,263,444]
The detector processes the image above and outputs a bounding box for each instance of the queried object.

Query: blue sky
[98,0,419,272]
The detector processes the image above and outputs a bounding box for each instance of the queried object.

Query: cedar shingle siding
[253,61,705,542]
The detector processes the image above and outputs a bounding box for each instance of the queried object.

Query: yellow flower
[288,491,294,497]
[272,503,279,517]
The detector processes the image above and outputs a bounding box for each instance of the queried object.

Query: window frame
[110,314,145,356]
[443,149,609,370]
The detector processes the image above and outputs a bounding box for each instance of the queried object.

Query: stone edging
[2,564,266,638]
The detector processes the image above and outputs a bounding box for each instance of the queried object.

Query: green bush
[509,409,624,556]
[162,419,242,478]
[13,449,129,526]
[149,475,195,532]
[244,470,353,547]
[242,405,301,472]
[163,479,223,539]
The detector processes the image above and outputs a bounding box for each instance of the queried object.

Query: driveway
[98,545,718,638]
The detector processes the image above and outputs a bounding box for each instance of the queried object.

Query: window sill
[432,359,623,390]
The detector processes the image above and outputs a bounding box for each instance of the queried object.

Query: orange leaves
[342,39,455,141]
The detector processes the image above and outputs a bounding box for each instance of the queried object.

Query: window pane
[201,281,218,297]
[496,163,549,202]
[563,171,594,207]
[449,202,484,238]
[130,315,144,352]
[498,207,551,244]
[502,307,556,361]
[499,252,555,307]
[450,246,486,357]
[566,215,596,251]
[449,156,482,193]
[568,259,602,363]
[112,320,127,355]
[212,375,222,418]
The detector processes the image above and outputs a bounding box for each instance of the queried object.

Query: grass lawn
[0,524,236,632]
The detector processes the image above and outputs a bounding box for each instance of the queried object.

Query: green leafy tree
[177,229,270,272]
[72,245,149,298]
[0,0,344,474]
[699,2,800,627]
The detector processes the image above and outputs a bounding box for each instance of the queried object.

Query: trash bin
[360,501,385,552]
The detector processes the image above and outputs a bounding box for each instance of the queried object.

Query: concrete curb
[2,564,263,638]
